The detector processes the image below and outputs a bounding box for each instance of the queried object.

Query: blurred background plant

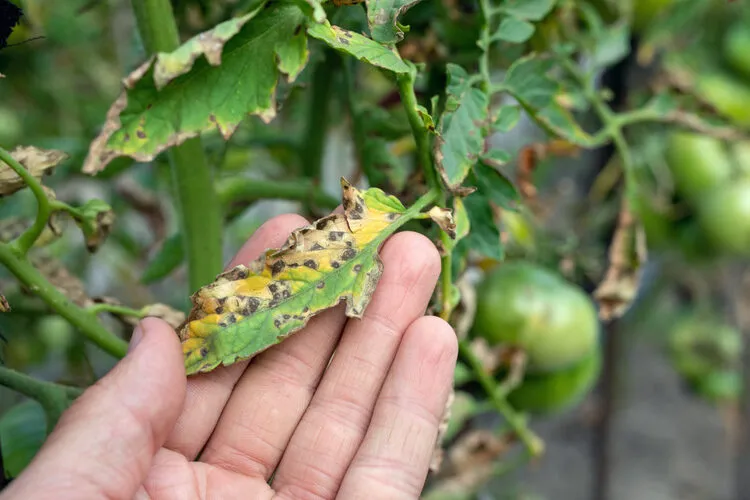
[1,0,750,498]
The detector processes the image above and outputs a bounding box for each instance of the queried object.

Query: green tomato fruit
[472,262,599,373]
[669,314,741,381]
[696,179,750,256]
[724,22,750,80]
[696,73,750,127]
[506,347,602,415]
[665,132,732,201]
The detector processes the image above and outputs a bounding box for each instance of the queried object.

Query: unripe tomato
[505,347,601,415]
[472,262,599,373]
[665,132,732,201]
[696,179,750,256]
[669,314,741,403]
[695,73,750,127]
[724,23,750,80]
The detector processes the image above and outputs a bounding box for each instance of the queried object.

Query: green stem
[0,366,83,402]
[458,340,544,456]
[0,244,128,358]
[131,0,223,292]
[397,72,439,191]
[0,147,53,255]
[217,177,340,210]
[88,303,145,317]
[477,0,493,93]
[302,54,337,180]
[0,366,84,430]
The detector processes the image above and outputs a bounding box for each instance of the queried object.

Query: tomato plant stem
[0,244,129,358]
[458,339,545,457]
[87,303,145,318]
[396,71,439,191]
[131,0,223,293]
[0,366,83,431]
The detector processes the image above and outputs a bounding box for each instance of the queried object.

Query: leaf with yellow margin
[179,178,436,375]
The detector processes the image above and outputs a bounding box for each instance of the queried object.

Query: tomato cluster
[470,262,601,415]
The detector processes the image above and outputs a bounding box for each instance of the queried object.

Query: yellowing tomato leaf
[83,4,308,175]
[179,178,434,374]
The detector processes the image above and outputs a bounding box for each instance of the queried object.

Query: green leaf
[141,233,185,284]
[179,179,428,374]
[0,400,47,478]
[462,188,503,260]
[474,161,519,209]
[72,199,115,252]
[501,55,557,109]
[436,64,489,190]
[492,17,535,43]
[591,22,630,69]
[502,0,556,21]
[483,148,512,165]
[533,102,598,146]
[493,104,521,132]
[83,5,308,175]
[365,0,423,44]
[307,21,410,74]
[291,0,327,23]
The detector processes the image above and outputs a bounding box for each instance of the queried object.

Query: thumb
[1,318,187,500]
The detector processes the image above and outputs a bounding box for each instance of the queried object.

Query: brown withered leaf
[429,206,457,239]
[593,198,648,321]
[0,293,10,312]
[0,146,68,197]
[32,255,92,307]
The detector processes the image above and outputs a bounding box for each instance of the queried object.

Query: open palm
[0,213,457,500]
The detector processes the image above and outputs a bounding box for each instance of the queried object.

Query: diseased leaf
[83,5,308,174]
[0,146,68,197]
[0,291,9,312]
[179,179,421,375]
[365,0,422,44]
[307,21,410,74]
[429,206,457,239]
[436,64,489,191]
[501,0,556,21]
[492,17,535,44]
[152,13,255,91]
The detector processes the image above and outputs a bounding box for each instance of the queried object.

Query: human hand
[0,213,458,500]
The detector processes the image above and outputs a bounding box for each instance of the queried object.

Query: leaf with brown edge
[429,206,456,239]
[0,146,67,197]
[178,178,434,375]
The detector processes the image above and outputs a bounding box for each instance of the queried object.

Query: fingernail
[128,325,145,354]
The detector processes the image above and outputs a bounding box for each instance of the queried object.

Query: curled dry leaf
[142,303,187,330]
[429,206,457,239]
[179,178,424,375]
[0,292,10,313]
[0,146,68,197]
[431,429,513,492]
[593,198,648,321]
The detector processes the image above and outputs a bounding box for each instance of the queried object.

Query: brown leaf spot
[304,259,318,270]
[311,242,324,251]
[209,114,217,123]
[271,260,285,276]
[316,281,325,289]
[353,264,362,273]
[328,231,344,241]
[340,248,356,261]
[137,130,146,139]
[242,297,260,315]
[331,261,340,269]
